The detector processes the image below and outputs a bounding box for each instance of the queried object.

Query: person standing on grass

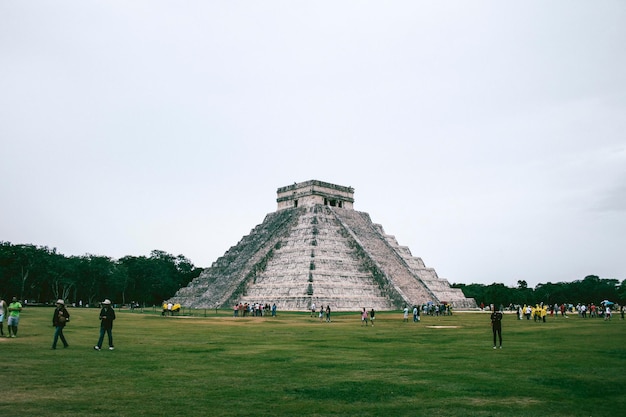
[51,299,70,349]
[7,296,22,337]
[370,308,375,326]
[490,305,503,349]
[0,298,6,336]
[325,305,331,322]
[94,299,116,351]
[403,305,409,322]
[361,307,368,326]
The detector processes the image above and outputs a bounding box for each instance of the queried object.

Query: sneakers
[94,346,100,350]
[94,346,114,351]
[109,347,114,351]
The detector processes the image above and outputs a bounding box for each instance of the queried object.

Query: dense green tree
[1,243,201,306]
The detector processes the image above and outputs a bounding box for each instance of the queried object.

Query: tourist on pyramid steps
[490,305,503,349]
[94,299,116,351]
[325,305,331,322]
[403,306,409,322]
[0,298,6,336]
[7,297,22,337]
[370,308,375,326]
[319,306,324,322]
[51,299,70,349]
[311,303,316,318]
[361,308,368,326]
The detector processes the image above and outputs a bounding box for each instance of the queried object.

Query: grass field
[1,307,624,416]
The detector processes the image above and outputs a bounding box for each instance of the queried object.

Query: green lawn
[1,307,624,416]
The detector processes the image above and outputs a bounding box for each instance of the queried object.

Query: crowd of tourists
[481,302,624,321]
[233,302,277,317]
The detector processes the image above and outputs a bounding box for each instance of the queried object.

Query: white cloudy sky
[1,1,625,288]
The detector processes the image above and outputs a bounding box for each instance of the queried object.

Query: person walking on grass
[370,308,375,326]
[51,299,70,349]
[491,305,503,349]
[7,296,22,337]
[94,299,116,351]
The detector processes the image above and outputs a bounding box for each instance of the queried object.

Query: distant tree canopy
[1,241,623,308]
[0,242,202,306]
[453,275,625,308]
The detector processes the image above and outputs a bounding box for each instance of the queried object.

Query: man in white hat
[94,299,116,351]
[51,299,70,349]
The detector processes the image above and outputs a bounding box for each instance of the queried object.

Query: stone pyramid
[170,180,476,311]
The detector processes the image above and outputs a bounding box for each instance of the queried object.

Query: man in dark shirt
[491,306,503,349]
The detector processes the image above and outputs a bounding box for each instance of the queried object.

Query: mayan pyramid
[170,180,476,311]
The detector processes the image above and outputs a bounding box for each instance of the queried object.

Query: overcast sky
[1,1,624,288]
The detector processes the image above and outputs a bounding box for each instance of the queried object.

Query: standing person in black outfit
[51,299,70,349]
[491,305,503,349]
[94,299,116,351]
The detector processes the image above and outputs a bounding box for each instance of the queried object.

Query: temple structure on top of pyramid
[169,180,476,311]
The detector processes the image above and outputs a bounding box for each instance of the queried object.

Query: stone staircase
[239,205,396,311]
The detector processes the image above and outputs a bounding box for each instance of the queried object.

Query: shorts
[0,313,4,322]
[8,316,19,326]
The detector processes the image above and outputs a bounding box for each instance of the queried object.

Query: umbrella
[602,300,615,306]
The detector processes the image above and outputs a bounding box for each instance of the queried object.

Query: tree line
[1,241,623,309]
[453,276,626,308]
[0,242,202,307]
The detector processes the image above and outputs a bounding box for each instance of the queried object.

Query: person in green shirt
[7,297,22,337]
